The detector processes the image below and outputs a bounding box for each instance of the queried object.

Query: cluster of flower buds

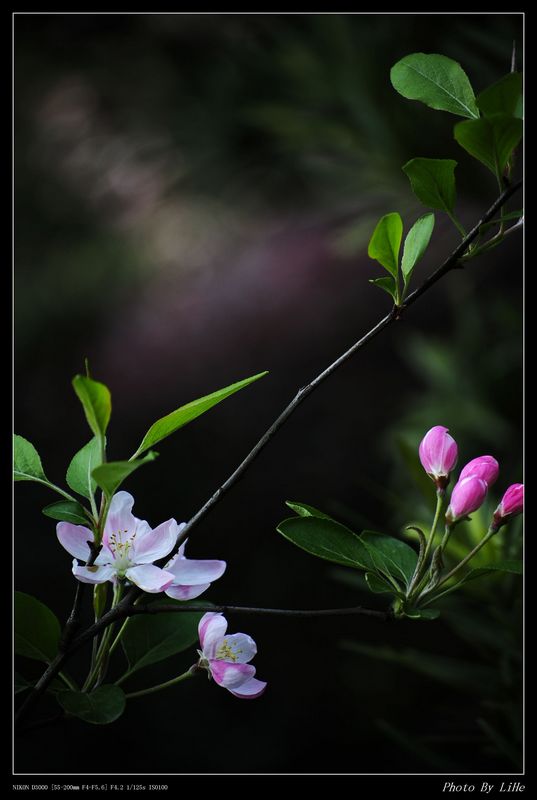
[419,426,523,530]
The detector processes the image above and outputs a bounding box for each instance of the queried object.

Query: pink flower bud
[458,455,499,487]
[419,426,458,489]
[492,484,524,529]
[446,476,488,523]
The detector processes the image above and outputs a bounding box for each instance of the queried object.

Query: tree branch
[133,603,391,620]
[175,180,522,549]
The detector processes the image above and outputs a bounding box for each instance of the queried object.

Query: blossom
[492,484,524,529]
[197,612,267,699]
[57,491,179,593]
[446,476,488,523]
[164,540,226,600]
[419,426,458,489]
[459,455,499,487]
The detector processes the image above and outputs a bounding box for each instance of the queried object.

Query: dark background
[15,13,523,775]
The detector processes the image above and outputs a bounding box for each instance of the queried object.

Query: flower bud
[419,426,458,490]
[492,484,524,530]
[458,455,499,487]
[446,476,488,523]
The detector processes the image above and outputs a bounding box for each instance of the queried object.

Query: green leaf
[402,158,457,213]
[285,501,335,520]
[121,600,203,675]
[72,375,111,442]
[131,371,268,459]
[477,73,522,118]
[365,572,398,595]
[405,608,441,620]
[42,500,90,526]
[277,516,375,570]
[359,532,418,589]
[367,213,403,279]
[390,53,479,119]
[459,559,523,585]
[66,437,102,501]
[401,213,435,288]
[13,434,48,483]
[92,452,158,499]
[15,592,60,663]
[57,686,126,725]
[454,114,522,175]
[368,277,397,301]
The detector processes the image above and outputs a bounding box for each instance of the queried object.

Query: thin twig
[174,180,522,550]
[133,603,390,620]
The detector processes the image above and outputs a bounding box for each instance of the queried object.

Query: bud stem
[407,490,444,598]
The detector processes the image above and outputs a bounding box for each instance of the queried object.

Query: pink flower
[164,540,226,600]
[459,455,499,487]
[57,491,179,593]
[197,612,267,699]
[493,484,524,529]
[446,476,488,523]
[419,426,458,489]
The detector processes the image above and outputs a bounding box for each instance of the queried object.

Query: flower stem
[407,490,444,598]
[57,671,78,691]
[82,583,123,691]
[431,527,496,591]
[125,669,195,700]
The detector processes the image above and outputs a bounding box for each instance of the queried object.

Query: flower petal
[166,555,227,585]
[57,522,94,560]
[229,677,267,699]
[133,519,180,564]
[125,564,175,593]
[103,491,136,544]
[209,660,256,689]
[198,612,227,658]
[215,632,257,664]
[164,583,211,601]
[72,560,115,585]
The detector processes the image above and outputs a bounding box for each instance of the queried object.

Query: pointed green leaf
[359,531,418,589]
[57,686,126,725]
[15,592,60,663]
[277,516,375,571]
[122,600,203,674]
[66,437,102,501]
[365,572,398,595]
[368,276,397,300]
[42,500,90,526]
[402,158,457,213]
[72,375,111,442]
[13,434,47,483]
[390,53,479,119]
[477,73,522,118]
[454,114,522,175]
[367,213,403,278]
[401,213,435,288]
[285,501,335,520]
[92,452,158,499]
[131,371,268,459]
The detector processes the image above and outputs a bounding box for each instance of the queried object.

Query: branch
[133,603,391,621]
[175,180,522,549]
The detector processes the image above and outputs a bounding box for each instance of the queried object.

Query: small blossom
[459,455,499,487]
[446,476,488,523]
[419,426,458,489]
[197,612,267,699]
[492,484,524,529]
[164,540,226,600]
[57,491,178,592]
